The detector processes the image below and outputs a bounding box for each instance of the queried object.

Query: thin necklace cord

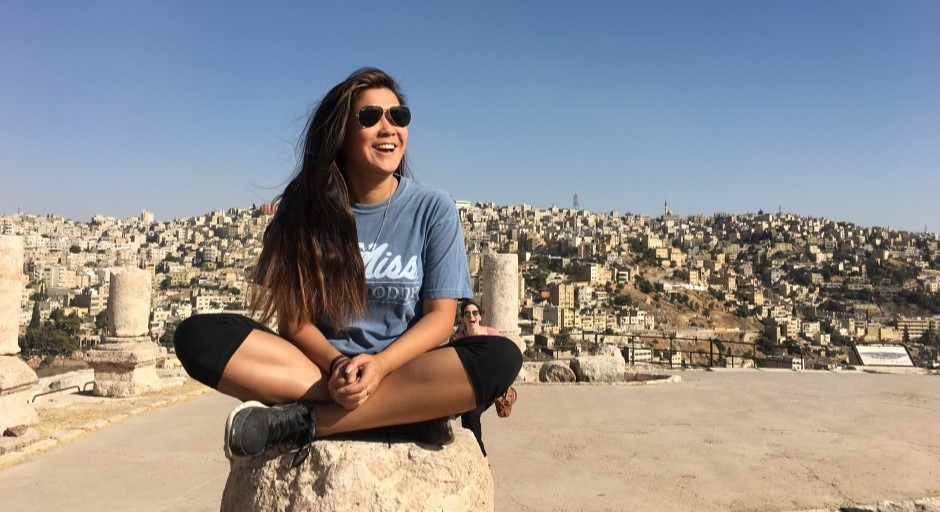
[367,174,396,251]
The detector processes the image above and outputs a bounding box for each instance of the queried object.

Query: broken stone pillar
[86,267,163,397]
[481,253,525,354]
[221,428,493,511]
[0,235,38,435]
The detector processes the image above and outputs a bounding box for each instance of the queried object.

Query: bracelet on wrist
[329,354,350,376]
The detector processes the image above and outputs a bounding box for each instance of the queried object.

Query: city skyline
[2,1,938,233]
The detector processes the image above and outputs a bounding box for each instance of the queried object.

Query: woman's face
[340,87,408,179]
[461,305,482,329]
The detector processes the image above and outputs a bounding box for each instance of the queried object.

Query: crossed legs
[215,327,477,438]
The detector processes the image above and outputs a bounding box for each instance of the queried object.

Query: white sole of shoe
[223,400,266,461]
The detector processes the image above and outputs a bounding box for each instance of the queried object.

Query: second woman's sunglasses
[357,105,411,128]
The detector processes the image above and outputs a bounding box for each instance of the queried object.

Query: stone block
[221,428,493,512]
[570,354,626,383]
[591,344,626,364]
[92,365,164,397]
[88,340,161,364]
[0,356,38,434]
[0,428,40,455]
[87,342,165,397]
[3,425,27,437]
[539,361,576,383]
[31,368,94,400]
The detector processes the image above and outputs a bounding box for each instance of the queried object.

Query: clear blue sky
[2,1,938,233]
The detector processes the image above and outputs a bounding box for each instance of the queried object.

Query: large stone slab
[221,428,493,512]
[86,342,164,397]
[591,343,626,364]
[570,354,626,383]
[539,360,576,383]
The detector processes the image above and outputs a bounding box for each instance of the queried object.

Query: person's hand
[331,354,388,410]
[327,357,354,408]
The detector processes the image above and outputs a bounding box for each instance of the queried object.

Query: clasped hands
[328,354,387,410]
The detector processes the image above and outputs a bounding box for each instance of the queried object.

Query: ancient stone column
[481,253,524,354]
[0,235,39,435]
[86,267,163,397]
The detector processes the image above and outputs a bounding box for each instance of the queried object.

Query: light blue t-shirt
[322,176,472,355]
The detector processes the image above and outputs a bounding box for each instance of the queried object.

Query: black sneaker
[224,401,314,460]
[390,417,455,447]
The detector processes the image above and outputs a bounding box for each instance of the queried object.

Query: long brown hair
[250,68,410,332]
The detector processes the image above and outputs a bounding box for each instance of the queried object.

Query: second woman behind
[453,300,516,457]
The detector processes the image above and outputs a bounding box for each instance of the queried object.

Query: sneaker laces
[289,440,311,468]
[265,404,314,468]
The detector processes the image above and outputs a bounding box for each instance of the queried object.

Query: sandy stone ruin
[86,267,164,397]
[222,428,493,511]
[0,235,38,437]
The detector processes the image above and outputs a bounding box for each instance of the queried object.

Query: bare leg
[216,330,477,435]
[316,347,476,437]
[217,329,330,404]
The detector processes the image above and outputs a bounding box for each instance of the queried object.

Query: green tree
[159,323,177,347]
[28,302,41,329]
[756,332,776,355]
[916,330,940,348]
[526,267,548,292]
[19,324,78,356]
[49,309,81,337]
[613,295,633,306]
[95,310,108,333]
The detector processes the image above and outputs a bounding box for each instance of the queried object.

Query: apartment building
[543,306,575,332]
[550,283,575,309]
[897,317,931,339]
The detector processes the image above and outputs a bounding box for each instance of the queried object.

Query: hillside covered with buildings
[6,200,940,369]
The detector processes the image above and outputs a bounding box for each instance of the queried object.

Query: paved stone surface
[0,369,937,511]
[486,370,940,512]
[0,392,234,512]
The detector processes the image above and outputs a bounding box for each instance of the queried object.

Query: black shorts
[173,313,521,407]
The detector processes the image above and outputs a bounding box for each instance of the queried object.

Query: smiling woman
[171,68,522,462]
[451,299,516,457]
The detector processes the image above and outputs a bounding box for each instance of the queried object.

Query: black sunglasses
[356,105,411,128]
[462,310,481,318]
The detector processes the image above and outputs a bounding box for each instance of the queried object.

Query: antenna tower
[573,194,579,210]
